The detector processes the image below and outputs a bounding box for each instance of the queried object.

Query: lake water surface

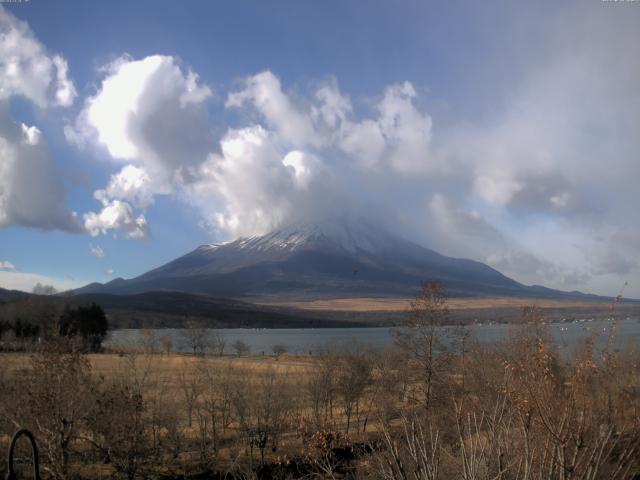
[107,317,640,356]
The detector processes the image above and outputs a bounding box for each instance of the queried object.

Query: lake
[106,317,640,356]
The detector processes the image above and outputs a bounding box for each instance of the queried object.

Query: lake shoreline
[106,317,640,356]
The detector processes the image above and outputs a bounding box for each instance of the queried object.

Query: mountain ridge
[73,218,608,301]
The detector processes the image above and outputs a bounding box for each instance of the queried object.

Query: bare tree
[159,334,173,355]
[306,345,338,426]
[365,347,406,428]
[181,321,209,356]
[141,329,159,354]
[378,413,441,480]
[178,367,202,427]
[22,338,96,480]
[86,379,149,480]
[232,339,251,357]
[336,346,373,433]
[207,330,226,356]
[158,392,185,462]
[194,362,234,458]
[231,368,294,465]
[394,281,449,412]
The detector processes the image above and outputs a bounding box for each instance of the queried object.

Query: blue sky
[1,1,639,297]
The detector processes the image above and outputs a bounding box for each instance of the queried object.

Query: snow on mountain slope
[139,217,446,279]
[235,218,404,254]
[73,217,599,300]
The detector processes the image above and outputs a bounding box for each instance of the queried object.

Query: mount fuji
[73,218,596,301]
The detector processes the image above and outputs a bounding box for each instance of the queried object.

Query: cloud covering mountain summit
[1,2,640,297]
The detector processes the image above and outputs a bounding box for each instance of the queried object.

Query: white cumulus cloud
[227,71,319,147]
[95,164,154,210]
[0,104,79,231]
[77,54,211,171]
[71,62,437,240]
[0,7,78,232]
[71,54,213,238]
[190,126,335,237]
[0,7,76,107]
[84,199,149,240]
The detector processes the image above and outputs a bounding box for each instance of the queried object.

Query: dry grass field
[0,351,317,379]
[0,348,385,479]
[262,295,627,312]
[3,321,640,480]
[2,288,640,479]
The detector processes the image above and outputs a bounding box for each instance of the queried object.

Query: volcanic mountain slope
[74,218,601,300]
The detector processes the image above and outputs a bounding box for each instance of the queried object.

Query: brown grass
[1,351,317,378]
[2,301,640,479]
[261,296,621,312]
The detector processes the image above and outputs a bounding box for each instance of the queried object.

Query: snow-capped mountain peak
[75,216,559,300]
[229,217,406,255]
